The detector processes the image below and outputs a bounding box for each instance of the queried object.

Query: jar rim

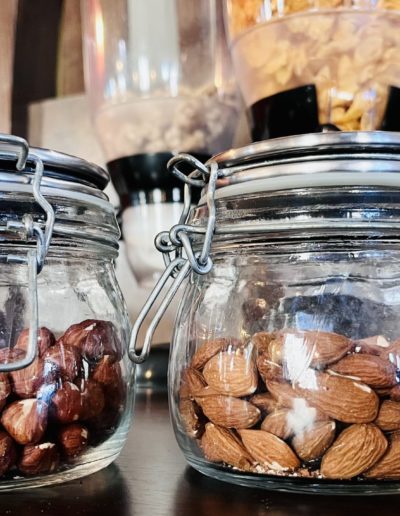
[201,132,400,201]
[0,146,109,190]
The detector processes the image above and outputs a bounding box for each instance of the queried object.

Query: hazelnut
[91,356,126,409]
[50,382,82,424]
[58,423,89,458]
[1,399,48,445]
[10,353,46,398]
[0,374,10,411]
[44,343,82,382]
[76,378,105,420]
[0,431,17,476]
[91,355,122,388]
[16,327,55,357]
[61,320,122,362]
[18,442,59,476]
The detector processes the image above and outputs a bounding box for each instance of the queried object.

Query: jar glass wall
[0,248,133,489]
[159,133,400,494]
[0,139,133,489]
[170,238,400,494]
[82,0,239,162]
[225,1,400,137]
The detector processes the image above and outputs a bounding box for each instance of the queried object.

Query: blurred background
[4,0,248,351]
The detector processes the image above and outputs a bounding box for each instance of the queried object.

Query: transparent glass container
[225,0,400,139]
[81,0,239,162]
[133,131,400,494]
[0,136,134,489]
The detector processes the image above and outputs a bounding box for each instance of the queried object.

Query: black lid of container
[0,145,109,191]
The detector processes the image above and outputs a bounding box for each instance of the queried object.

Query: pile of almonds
[230,1,400,131]
[178,330,400,480]
[0,320,125,478]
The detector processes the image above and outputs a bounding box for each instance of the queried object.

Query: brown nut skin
[44,343,82,382]
[86,357,125,441]
[10,353,46,399]
[91,356,125,408]
[0,431,17,476]
[0,349,19,408]
[50,382,82,424]
[16,327,55,357]
[18,442,59,476]
[1,399,48,445]
[76,378,105,420]
[60,320,122,363]
[58,423,89,458]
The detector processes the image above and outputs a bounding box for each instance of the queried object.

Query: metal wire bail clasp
[129,154,219,364]
[0,134,55,372]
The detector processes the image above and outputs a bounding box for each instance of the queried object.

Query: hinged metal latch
[0,134,55,372]
[129,154,220,364]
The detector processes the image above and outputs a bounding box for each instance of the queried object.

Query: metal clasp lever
[0,135,55,372]
[129,155,219,365]
[129,257,191,364]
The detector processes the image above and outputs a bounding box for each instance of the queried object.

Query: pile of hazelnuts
[0,319,126,478]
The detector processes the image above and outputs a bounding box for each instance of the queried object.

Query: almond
[201,423,253,470]
[256,356,284,383]
[295,370,379,423]
[353,335,391,356]
[329,354,397,388]
[251,332,279,356]
[261,409,294,440]
[180,368,207,399]
[239,429,300,472]
[250,393,279,414]
[191,338,241,370]
[375,400,400,431]
[265,379,329,423]
[266,379,301,408]
[321,424,387,479]
[269,330,353,371]
[191,386,221,398]
[365,432,400,479]
[292,420,336,462]
[390,384,400,402]
[203,351,258,397]
[196,395,260,429]
[1,399,48,445]
[179,398,205,438]
[382,340,400,368]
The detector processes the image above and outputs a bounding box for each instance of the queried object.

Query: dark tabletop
[1,382,400,515]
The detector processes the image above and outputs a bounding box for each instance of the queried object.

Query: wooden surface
[0,0,18,133]
[57,0,84,96]
[0,388,399,515]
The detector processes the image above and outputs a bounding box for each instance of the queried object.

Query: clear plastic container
[225,1,400,138]
[131,131,400,494]
[0,135,134,489]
